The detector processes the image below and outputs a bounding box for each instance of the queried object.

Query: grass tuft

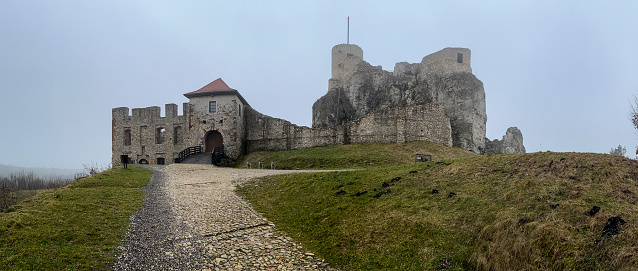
[0,165,152,270]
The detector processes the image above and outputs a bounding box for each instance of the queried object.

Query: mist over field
[0,164,82,179]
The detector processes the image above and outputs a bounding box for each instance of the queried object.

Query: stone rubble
[113,164,338,270]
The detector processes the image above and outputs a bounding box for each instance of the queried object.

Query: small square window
[209,101,217,113]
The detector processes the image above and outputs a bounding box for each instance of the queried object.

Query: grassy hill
[238,149,638,270]
[236,141,477,169]
[0,166,152,270]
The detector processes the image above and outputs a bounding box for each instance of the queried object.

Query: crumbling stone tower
[313,44,488,153]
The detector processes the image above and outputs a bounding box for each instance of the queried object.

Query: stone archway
[204,130,223,153]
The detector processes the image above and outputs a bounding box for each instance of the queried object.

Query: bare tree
[0,183,11,212]
[609,145,627,156]
[630,94,638,154]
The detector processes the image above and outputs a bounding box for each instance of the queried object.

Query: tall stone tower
[330,44,363,83]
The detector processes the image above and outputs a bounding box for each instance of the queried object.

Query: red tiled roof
[183,78,249,106]
[184,78,234,95]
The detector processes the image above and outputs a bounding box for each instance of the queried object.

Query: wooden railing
[176,146,202,163]
[212,146,225,166]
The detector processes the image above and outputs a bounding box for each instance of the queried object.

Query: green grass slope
[236,141,477,169]
[0,166,152,270]
[238,151,638,270]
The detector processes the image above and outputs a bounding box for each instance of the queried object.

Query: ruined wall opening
[156,157,165,165]
[123,129,131,146]
[156,128,165,144]
[457,53,463,63]
[204,130,223,153]
[173,126,183,145]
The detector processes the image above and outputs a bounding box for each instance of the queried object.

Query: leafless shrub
[0,182,11,212]
[0,171,74,212]
[79,162,112,178]
[629,94,638,154]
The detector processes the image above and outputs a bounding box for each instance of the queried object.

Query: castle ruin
[112,44,524,166]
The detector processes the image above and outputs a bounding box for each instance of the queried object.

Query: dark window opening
[347,53,353,57]
[123,129,131,146]
[156,158,165,165]
[156,128,165,144]
[238,105,241,117]
[209,101,217,113]
[457,53,463,63]
[173,126,182,145]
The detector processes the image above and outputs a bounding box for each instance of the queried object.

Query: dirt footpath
[113,164,337,271]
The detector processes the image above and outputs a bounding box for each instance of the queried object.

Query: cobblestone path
[113,164,337,271]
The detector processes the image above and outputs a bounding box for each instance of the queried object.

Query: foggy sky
[1,0,637,169]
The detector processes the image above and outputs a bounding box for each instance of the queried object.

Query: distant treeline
[0,164,81,180]
[0,171,75,190]
[0,171,77,212]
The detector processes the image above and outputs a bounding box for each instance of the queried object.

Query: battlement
[112,103,189,122]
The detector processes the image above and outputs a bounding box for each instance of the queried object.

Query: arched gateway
[204,130,223,153]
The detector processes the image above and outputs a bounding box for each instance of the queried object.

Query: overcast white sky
[1,0,637,169]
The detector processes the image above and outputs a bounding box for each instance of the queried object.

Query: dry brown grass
[239,151,638,270]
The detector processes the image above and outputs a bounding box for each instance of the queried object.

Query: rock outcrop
[313,46,488,153]
[485,127,526,155]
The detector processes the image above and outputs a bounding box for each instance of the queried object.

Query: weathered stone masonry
[112,78,249,166]
[112,103,189,165]
[112,43,524,166]
[244,103,452,153]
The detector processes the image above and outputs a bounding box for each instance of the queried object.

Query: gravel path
[113,164,338,271]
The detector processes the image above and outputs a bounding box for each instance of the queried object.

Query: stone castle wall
[112,103,190,165]
[244,103,452,153]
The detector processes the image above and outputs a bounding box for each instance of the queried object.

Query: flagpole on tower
[347,16,350,44]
